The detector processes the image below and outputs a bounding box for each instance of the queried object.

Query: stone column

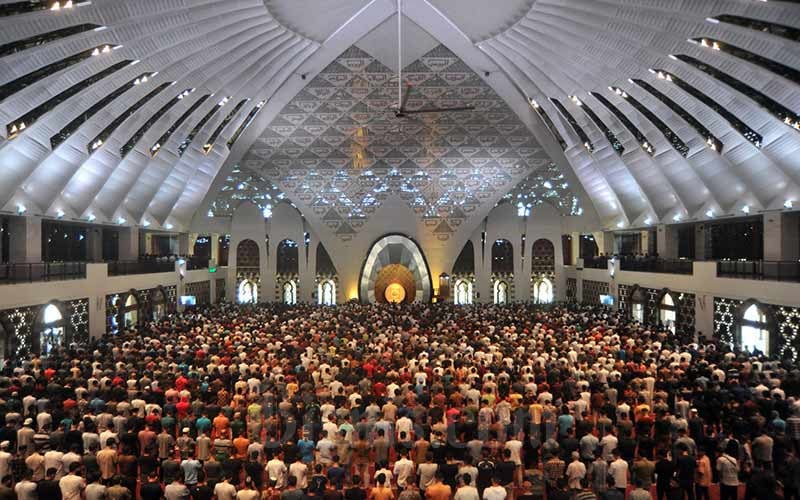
[86,226,103,262]
[656,224,678,259]
[118,226,139,260]
[570,232,580,265]
[694,223,707,261]
[764,213,799,261]
[474,235,491,303]
[8,216,41,262]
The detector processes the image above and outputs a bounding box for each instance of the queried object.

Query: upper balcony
[716,260,800,283]
[583,256,693,275]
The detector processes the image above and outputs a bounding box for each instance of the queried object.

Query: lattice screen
[216,278,226,302]
[2,305,37,357]
[676,292,696,335]
[618,284,630,312]
[774,305,800,361]
[714,297,743,347]
[236,239,260,268]
[185,280,211,305]
[164,285,177,312]
[66,298,89,344]
[106,293,120,334]
[582,280,609,304]
[566,278,577,301]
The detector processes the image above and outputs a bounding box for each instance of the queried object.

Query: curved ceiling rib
[479,40,640,225]
[55,20,293,220]
[0,0,798,231]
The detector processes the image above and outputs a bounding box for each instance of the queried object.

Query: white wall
[0,264,218,339]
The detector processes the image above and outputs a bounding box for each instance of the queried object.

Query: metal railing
[0,262,86,284]
[717,260,800,282]
[107,260,175,276]
[619,258,693,275]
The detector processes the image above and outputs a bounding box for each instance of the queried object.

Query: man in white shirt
[609,449,629,494]
[393,450,415,488]
[0,442,12,480]
[566,452,587,490]
[213,476,237,500]
[482,476,507,500]
[58,463,86,500]
[454,474,479,500]
[289,457,309,489]
[266,454,288,489]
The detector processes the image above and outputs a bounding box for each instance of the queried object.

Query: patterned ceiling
[229,44,570,240]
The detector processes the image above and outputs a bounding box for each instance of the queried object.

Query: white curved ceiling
[0,0,798,232]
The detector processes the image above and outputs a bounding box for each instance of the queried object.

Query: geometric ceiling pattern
[1,0,799,233]
[499,162,582,217]
[236,44,555,240]
[208,165,287,218]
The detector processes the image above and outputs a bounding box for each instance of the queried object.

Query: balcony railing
[0,262,86,284]
[584,256,693,275]
[717,260,800,282]
[107,260,175,276]
[619,258,693,275]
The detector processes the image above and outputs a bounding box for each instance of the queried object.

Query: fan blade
[400,84,412,112]
[401,105,475,115]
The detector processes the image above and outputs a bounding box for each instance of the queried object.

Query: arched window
[659,292,676,333]
[493,280,508,305]
[283,280,297,305]
[238,279,258,304]
[318,280,335,306]
[40,304,64,356]
[533,278,554,304]
[122,293,138,329]
[741,303,770,355]
[491,240,514,274]
[454,279,472,305]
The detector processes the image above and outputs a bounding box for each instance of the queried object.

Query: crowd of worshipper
[0,301,799,500]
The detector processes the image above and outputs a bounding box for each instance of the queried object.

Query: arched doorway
[282,280,297,305]
[532,278,553,304]
[238,279,258,304]
[359,234,432,303]
[658,290,677,333]
[740,301,771,355]
[37,303,66,355]
[151,287,167,321]
[630,286,646,323]
[454,279,473,305]
[318,280,335,306]
[121,292,139,329]
[494,280,509,305]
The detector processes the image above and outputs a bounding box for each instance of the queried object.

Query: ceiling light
[528,97,540,109]
[56,209,65,219]
[142,219,150,227]
[165,223,173,230]
[741,205,750,214]
[705,209,714,218]
[50,2,60,10]
[16,204,26,215]
[207,210,214,217]
[87,213,96,222]
[672,213,682,222]
[668,54,678,61]
[117,217,126,225]
[101,45,111,53]
[784,200,793,209]
[644,217,653,226]
[91,48,100,56]
[616,221,625,228]
[569,95,582,106]
[705,17,719,24]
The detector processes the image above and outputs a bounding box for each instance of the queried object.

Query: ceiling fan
[389,0,474,119]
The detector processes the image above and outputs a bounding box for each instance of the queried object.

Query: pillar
[299,239,316,304]
[640,231,650,256]
[210,233,220,264]
[118,226,139,261]
[764,213,799,261]
[694,294,714,343]
[570,232,580,265]
[694,224,706,261]
[86,226,103,262]
[8,216,41,262]
[474,235,491,303]
[656,224,678,259]
[178,233,190,256]
[514,235,530,302]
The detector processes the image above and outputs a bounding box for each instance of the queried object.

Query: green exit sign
[208,266,217,273]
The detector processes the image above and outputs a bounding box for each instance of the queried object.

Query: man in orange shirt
[233,430,250,460]
[213,412,230,439]
[695,448,712,500]
[369,473,395,500]
[424,472,452,500]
